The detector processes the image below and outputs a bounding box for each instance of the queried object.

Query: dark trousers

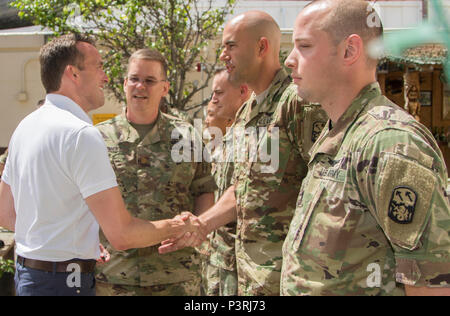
[15,261,96,296]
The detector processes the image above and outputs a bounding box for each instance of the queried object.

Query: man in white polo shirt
[0,34,203,296]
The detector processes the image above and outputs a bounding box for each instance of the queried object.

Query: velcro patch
[378,153,436,250]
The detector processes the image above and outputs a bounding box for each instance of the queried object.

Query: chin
[297,88,314,103]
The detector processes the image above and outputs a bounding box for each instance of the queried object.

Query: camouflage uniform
[231,69,328,296]
[281,82,450,296]
[162,103,192,124]
[0,148,8,178]
[95,111,216,296]
[203,130,238,296]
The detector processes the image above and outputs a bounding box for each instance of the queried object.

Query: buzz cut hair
[308,0,383,46]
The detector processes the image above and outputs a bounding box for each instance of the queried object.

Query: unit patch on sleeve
[388,186,417,224]
[377,152,436,250]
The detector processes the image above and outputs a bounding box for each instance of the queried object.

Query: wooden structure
[377,43,450,175]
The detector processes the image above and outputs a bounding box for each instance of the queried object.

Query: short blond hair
[128,48,168,79]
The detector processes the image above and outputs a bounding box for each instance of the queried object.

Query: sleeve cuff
[396,257,450,287]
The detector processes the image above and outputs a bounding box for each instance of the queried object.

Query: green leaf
[12,0,236,109]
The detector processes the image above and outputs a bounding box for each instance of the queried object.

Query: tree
[11,0,236,111]
[0,0,32,29]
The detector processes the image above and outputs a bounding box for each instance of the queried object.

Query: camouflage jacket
[281,83,450,296]
[95,111,216,287]
[207,130,237,271]
[231,69,328,295]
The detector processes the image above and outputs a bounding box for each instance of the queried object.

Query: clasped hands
[159,212,208,254]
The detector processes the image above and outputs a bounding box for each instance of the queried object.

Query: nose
[219,48,228,62]
[284,49,296,69]
[102,70,109,83]
[135,79,146,90]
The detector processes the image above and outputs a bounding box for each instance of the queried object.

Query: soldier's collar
[254,85,271,106]
[337,82,382,124]
[118,110,163,144]
[256,68,290,113]
[141,111,164,145]
[110,111,137,143]
[310,82,382,158]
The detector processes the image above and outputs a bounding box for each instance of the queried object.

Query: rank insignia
[388,187,417,224]
[312,121,325,142]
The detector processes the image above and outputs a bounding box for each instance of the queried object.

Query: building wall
[0,34,45,146]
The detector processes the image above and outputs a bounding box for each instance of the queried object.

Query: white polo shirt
[2,94,118,261]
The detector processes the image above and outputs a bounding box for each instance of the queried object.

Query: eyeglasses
[127,76,167,87]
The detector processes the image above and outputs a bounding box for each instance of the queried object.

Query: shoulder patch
[377,153,436,250]
[388,186,417,224]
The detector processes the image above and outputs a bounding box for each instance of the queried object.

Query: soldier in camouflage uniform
[0,149,8,178]
[95,49,216,296]
[202,68,251,296]
[229,70,326,296]
[159,11,328,296]
[281,0,450,296]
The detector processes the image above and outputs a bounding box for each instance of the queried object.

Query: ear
[342,34,363,66]
[162,81,170,97]
[123,77,128,90]
[64,64,79,84]
[257,37,269,57]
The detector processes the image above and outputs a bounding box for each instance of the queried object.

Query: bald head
[227,10,281,57]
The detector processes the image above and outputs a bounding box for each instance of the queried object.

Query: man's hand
[158,212,208,254]
[97,243,110,264]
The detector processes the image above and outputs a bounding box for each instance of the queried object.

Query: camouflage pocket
[292,186,325,252]
[110,148,138,195]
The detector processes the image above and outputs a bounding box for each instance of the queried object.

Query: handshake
[158,212,209,254]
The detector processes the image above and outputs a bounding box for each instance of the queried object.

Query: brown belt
[17,255,96,273]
